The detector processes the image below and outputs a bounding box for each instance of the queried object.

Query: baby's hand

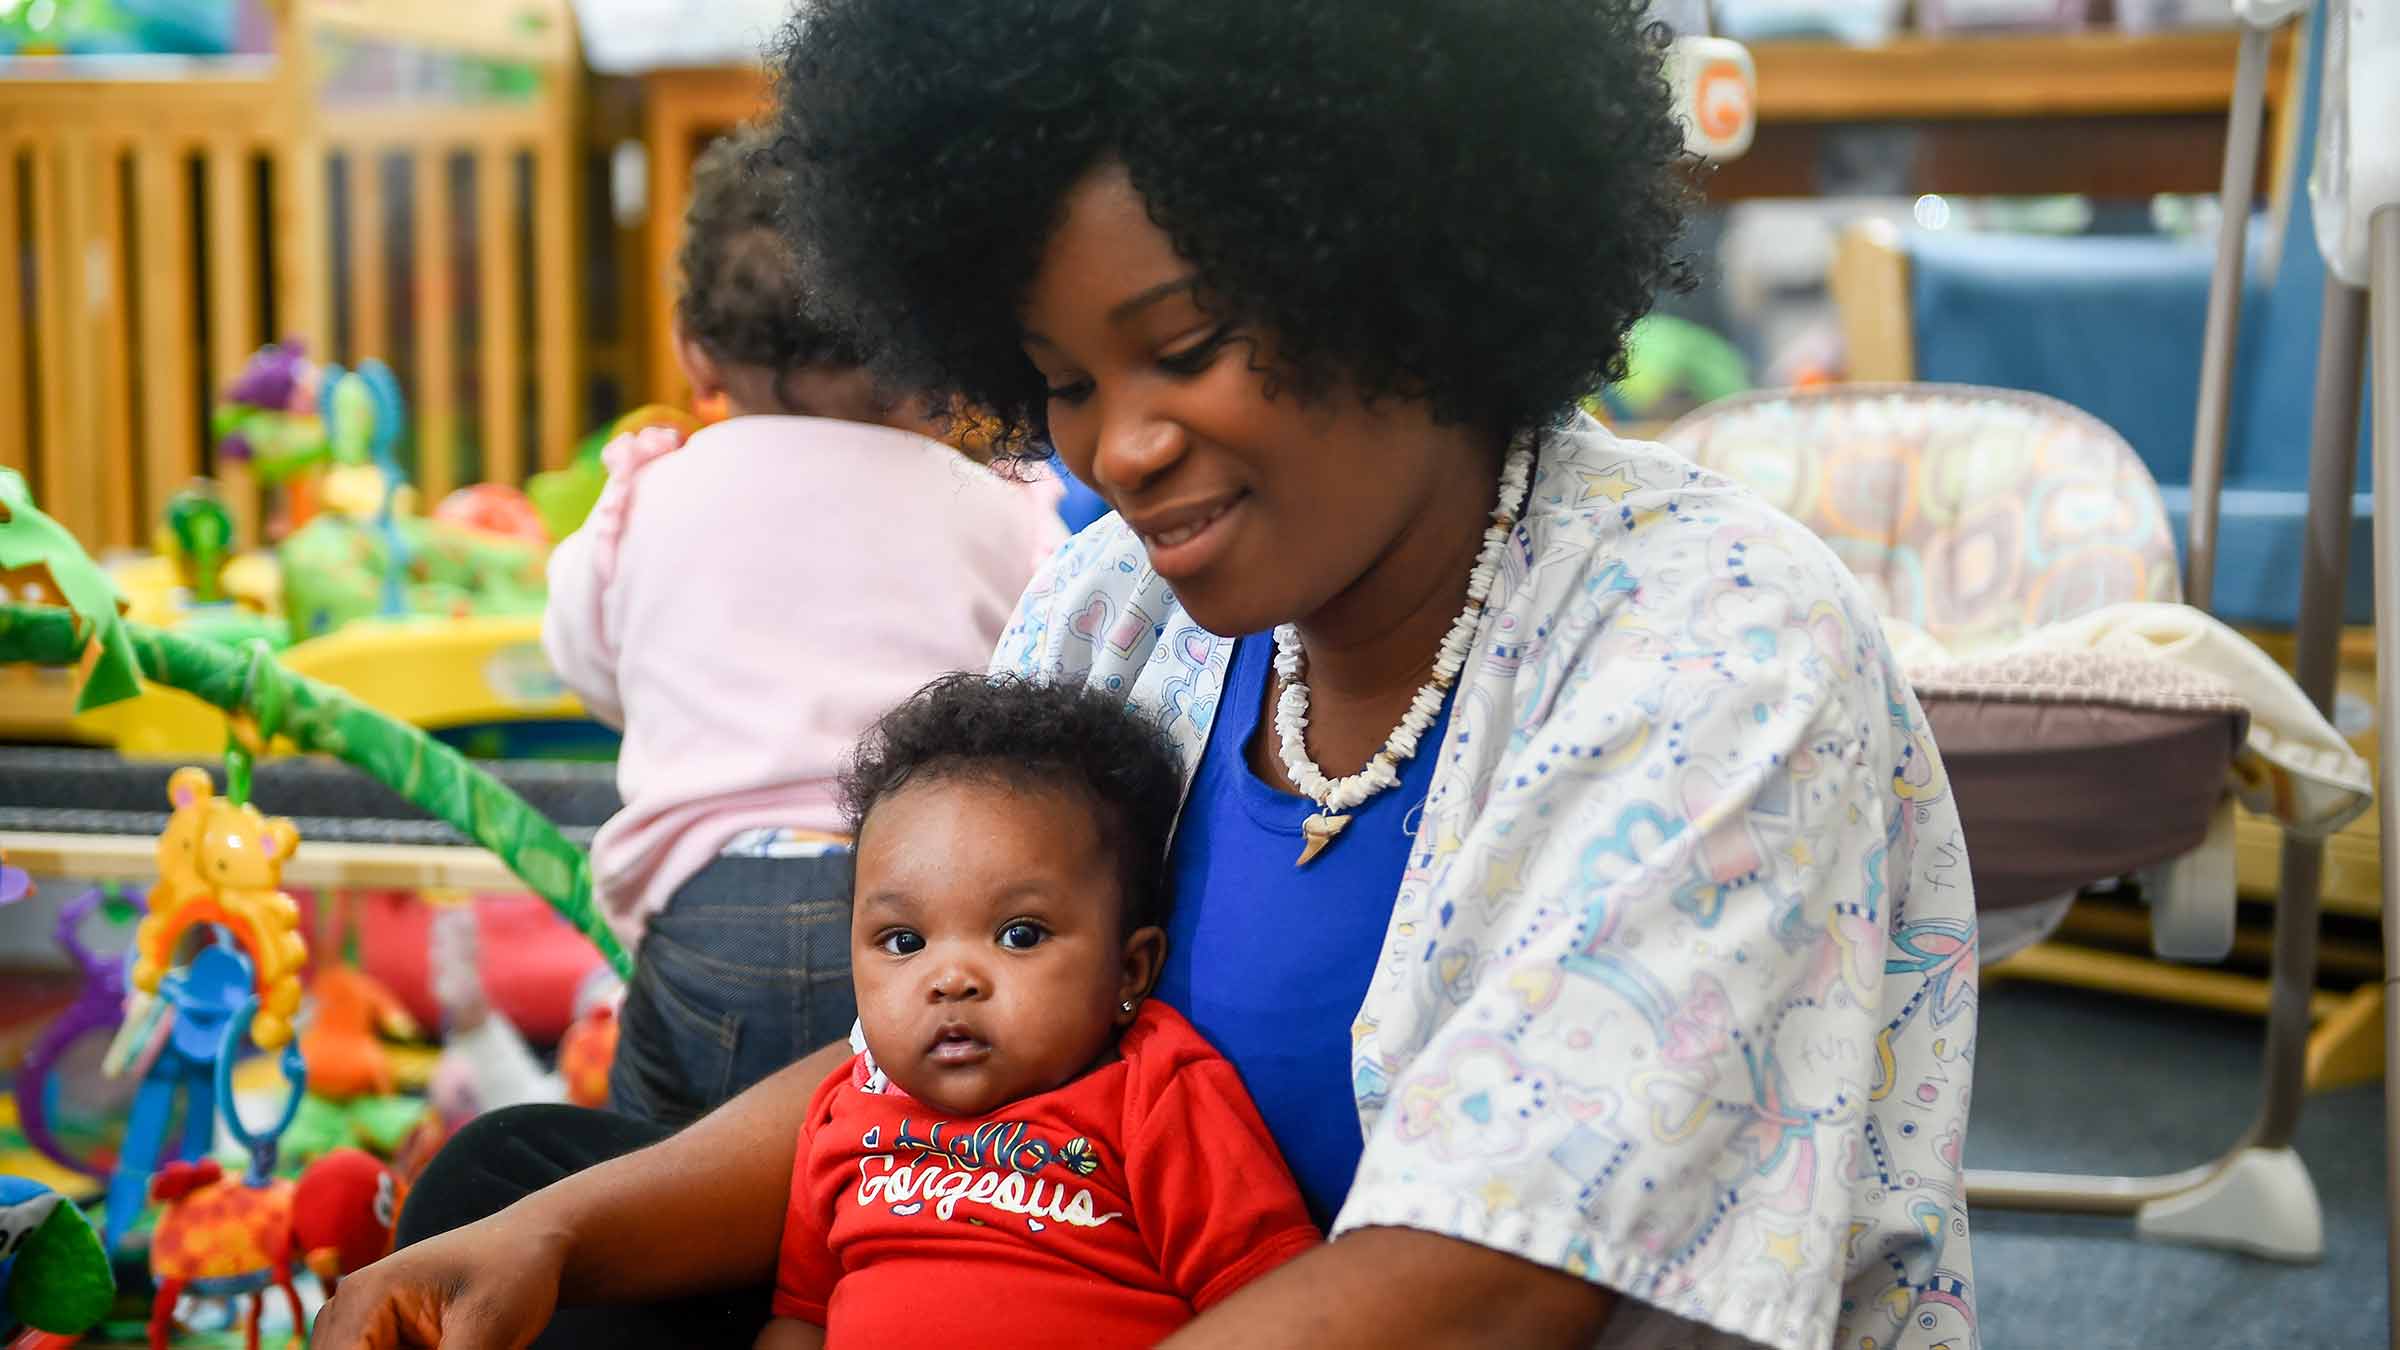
[753,1316,827,1350]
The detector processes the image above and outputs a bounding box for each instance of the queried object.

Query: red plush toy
[147,1148,404,1349]
[292,1147,406,1292]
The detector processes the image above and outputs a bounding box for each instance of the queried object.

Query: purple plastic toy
[12,888,132,1179]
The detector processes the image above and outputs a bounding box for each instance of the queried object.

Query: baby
[542,123,1066,1127]
[757,675,1319,1349]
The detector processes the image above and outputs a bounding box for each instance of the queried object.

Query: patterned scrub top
[993,416,1979,1350]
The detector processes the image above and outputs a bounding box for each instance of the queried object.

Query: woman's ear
[1116,924,1167,1025]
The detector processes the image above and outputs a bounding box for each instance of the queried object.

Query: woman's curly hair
[769,0,1693,457]
[676,123,864,375]
[840,674,1186,933]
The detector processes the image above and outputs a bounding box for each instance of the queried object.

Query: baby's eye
[997,921,1045,951]
[877,930,925,956]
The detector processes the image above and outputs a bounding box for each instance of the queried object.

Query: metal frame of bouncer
[1962,0,2400,1297]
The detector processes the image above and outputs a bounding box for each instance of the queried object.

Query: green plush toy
[0,467,141,711]
[0,1176,115,1338]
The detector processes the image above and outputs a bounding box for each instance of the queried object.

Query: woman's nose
[1089,397,1188,499]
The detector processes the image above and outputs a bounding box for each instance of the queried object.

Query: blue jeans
[606,850,857,1129]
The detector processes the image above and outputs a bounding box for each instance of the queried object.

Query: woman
[316,4,1978,1348]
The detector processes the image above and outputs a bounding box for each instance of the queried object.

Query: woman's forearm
[1162,1226,1614,1350]
[515,1040,852,1305]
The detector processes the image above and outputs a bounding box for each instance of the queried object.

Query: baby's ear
[1117,924,1168,1018]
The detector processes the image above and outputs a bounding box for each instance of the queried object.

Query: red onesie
[774,1002,1320,1346]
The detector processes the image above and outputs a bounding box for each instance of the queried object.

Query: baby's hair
[675,123,865,377]
[841,674,1184,934]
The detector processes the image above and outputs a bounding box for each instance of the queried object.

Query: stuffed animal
[291,1148,406,1293]
[146,1148,402,1350]
[557,1000,621,1109]
[0,1175,116,1341]
[300,966,419,1102]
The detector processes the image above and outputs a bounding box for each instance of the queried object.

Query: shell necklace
[1273,435,1534,866]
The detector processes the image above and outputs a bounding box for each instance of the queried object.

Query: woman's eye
[878,930,925,956]
[1157,328,1229,377]
[998,921,1045,951]
[1043,377,1094,406]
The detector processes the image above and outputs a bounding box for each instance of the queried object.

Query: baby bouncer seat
[1663,380,2370,1263]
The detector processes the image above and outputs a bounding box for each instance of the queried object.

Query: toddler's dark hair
[841,674,1185,933]
[675,123,864,375]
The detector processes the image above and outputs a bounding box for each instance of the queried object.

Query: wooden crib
[0,0,587,553]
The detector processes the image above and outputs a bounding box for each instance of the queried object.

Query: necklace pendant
[1296,811,1351,867]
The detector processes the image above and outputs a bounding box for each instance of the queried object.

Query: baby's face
[850,777,1152,1117]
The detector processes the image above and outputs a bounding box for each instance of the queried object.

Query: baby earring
[1120,1000,1136,1013]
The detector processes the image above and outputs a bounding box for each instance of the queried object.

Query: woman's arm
[313,1040,851,1349]
[536,1039,852,1304]
[1160,1228,1613,1349]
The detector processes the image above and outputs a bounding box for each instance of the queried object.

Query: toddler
[757,675,1319,1349]
[543,126,1067,1128]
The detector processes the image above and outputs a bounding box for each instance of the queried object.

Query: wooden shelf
[1753,29,2292,123]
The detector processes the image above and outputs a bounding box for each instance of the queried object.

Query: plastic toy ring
[213,992,308,1184]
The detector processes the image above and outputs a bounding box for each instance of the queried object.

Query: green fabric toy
[0,467,141,711]
[0,1176,115,1337]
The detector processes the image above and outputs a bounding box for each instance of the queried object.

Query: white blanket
[1886,601,2373,840]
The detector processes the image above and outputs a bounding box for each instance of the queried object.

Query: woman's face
[1021,163,1498,639]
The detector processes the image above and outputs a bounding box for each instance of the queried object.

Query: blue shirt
[1154,635,1454,1228]
[1045,455,1114,535]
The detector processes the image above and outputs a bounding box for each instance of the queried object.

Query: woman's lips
[1132,493,1244,579]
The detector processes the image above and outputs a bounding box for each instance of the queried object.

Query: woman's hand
[315,1040,852,1348]
[309,1217,568,1349]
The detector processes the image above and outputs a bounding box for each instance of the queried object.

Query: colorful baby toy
[11,887,136,1182]
[0,467,141,712]
[102,767,310,1251]
[0,1175,116,1344]
[211,339,412,613]
[299,966,419,1103]
[145,975,402,1350]
[131,767,307,1050]
[160,480,237,606]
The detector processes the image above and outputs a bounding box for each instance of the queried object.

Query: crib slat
[46,137,104,546]
[134,146,202,530]
[276,138,333,364]
[476,146,523,485]
[0,144,27,478]
[413,150,458,500]
[92,147,137,550]
[532,139,576,470]
[206,142,261,548]
[348,148,389,368]
[29,144,74,528]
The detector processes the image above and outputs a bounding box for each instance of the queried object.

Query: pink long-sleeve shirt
[543,415,1067,950]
